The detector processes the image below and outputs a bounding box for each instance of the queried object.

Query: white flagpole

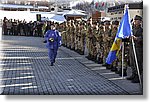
[122,42,124,78]
[131,37,142,86]
[121,4,128,79]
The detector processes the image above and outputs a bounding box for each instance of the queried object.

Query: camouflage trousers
[61,33,67,46]
[102,42,110,63]
[117,47,129,69]
[74,36,78,51]
[80,37,85,52]
[97,43,103,61]
[71,34,75,49]
[67,34,71,48]
[88,39,93,56]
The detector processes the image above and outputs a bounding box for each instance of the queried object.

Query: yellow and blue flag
[106,5,132,64]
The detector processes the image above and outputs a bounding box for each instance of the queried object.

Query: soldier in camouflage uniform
[65,21,68,47]
[109,20,119,72]
[70,21,76,50]
[102,20,112,68]
[79,22,86,55]
[116,38,129,76]
[91,22,99,62]
[96,22,104,64]
[42,21,47,37]
[86,20,93,60]
[62,22,67,47]
[57,23,64,45]
[65,22,68,47]
[77,22,81,54]
[75,21,80,53]
[66,21,71,49]
[77,21,83,54]
[74,21,78,52]
[110,20,128,76]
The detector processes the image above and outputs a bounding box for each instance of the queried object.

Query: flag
[95,2,99,9]
[106,5,132,65]
[101,2,105,7]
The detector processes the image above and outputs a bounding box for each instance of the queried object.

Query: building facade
[0,0,51,11]
[107,2,143,21]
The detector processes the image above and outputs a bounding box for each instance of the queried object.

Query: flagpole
[121,4,127,79]
[131,37,142,86]
[125,2,142,87]
[121,42,124,78]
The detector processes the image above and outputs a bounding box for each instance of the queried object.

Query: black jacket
[132,26,143,48]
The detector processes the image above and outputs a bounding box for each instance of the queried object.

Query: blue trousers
[48,48,58,63]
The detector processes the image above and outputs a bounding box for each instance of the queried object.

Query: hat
[112,20,119,25]
[134,15,142,21]
[104,20,110,25]
[100,21,104,25]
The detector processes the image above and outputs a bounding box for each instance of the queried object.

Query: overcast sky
[50,0,143,2]
[1,0,143,2]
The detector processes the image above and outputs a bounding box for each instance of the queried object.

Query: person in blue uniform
[44,24,61,66]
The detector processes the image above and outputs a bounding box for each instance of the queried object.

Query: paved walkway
[0,35,141,95]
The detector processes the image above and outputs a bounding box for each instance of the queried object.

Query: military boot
[86,54,91,60]
[43,40,47,43]
[126,75,135,80]
[88,54,92,60]
[80,51,84,55]
[51,62,54,66]
[106,64,111,69]
[97,58,102,64]
[94,56,98,63]
[131,75,140,83]
[79,50,82,55]
[102,63,109,67]
[118,68,127,76]
[111,66,118,72]
[77,49,80,54]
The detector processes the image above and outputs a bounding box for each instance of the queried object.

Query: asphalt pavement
[0,35,141,95]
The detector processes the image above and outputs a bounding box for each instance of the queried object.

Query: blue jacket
[45,30,61,49]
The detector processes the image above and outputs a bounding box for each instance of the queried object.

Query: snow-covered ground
[0,11,55,22]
